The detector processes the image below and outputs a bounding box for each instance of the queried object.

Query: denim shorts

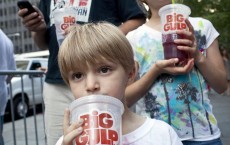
[182,138,223,145]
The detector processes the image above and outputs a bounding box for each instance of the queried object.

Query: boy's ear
[127,62,139,86]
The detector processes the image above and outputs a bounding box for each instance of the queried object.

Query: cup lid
[159,4,191,16]
[69,95,124,114]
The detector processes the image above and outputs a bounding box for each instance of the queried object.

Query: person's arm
[193,40,227,93]
[117,0,146,35]
[32,30,47,50]
[18,6,48,50]
[125,58,194,107]
[119,18,146,35]
[125,62,161,107]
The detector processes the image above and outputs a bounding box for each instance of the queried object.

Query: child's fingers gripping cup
[53,7,77,46]
[69,95,124,145]
[159,4,191,66]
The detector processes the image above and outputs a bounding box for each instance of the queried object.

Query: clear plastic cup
[159,4,191,65]
[53,7,77,46]
[69,95,124,145]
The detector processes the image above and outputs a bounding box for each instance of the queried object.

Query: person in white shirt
[0,29,16,145]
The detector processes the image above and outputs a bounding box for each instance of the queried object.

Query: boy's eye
[99,66,111,74]
[72,73,83,80]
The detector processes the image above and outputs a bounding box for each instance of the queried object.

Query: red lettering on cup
[99,113,113,128]
[166,15,172,23]
[60,23,69,30]
[64,16,76,23]
[177,14,184,22]
[108,129,118,144]
[164,13,187,32]
[75,131,88,145]
[88,129,100,144]
[75,110,119,145]
[60,16,76,31]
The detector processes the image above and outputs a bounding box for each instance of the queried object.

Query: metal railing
[0,70,46,145]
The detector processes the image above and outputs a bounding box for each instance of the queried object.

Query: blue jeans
[182,138,223,145]
[0,115,4,145]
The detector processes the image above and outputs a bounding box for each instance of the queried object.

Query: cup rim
[158,4,191,16]
[69,95,124,114]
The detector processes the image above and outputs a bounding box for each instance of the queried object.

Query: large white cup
[69,95,124,145]
[53,7,77,46]
[159,4,191,65]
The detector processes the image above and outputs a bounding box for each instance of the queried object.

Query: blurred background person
[0,29,16,145]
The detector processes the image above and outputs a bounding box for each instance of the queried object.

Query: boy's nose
[85,75,99,93]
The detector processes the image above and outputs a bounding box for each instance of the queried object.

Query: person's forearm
[125,64,161,107]
[195,40,227,94]
[119,18,146,35]
[32,29,48,50]
[195,56,227,94]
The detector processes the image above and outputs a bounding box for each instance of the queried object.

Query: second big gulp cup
[159,4,191,65]
[53,7,77,46]
[69,95,124,145]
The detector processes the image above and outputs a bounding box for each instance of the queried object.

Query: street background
[3,90,230,145]
[211,91,230,144]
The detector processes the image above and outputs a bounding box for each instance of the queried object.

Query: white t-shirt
[56,117,182,145]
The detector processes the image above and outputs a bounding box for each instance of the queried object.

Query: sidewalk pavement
[3,91,230,145]
[3,113,46,145]
[209,90,230,145]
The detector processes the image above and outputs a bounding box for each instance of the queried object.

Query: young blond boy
[56,22,182,145]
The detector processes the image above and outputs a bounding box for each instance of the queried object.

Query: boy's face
[67,60,133,101]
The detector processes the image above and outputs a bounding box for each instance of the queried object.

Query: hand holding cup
[159,4,191,66]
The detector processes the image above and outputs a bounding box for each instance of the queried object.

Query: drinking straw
[172,0,183,4]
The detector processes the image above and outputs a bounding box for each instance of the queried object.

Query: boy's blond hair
[58,22,134,85]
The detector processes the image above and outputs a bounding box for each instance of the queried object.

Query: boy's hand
[62,109,84,145]
[154,58,194,75]
[18,6,46,32]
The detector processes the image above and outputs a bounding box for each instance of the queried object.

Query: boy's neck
[121,106,146,135]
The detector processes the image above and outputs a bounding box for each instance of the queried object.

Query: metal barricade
[0,70,46,145]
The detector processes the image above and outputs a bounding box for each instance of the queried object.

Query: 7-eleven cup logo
[79,0,88,6]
